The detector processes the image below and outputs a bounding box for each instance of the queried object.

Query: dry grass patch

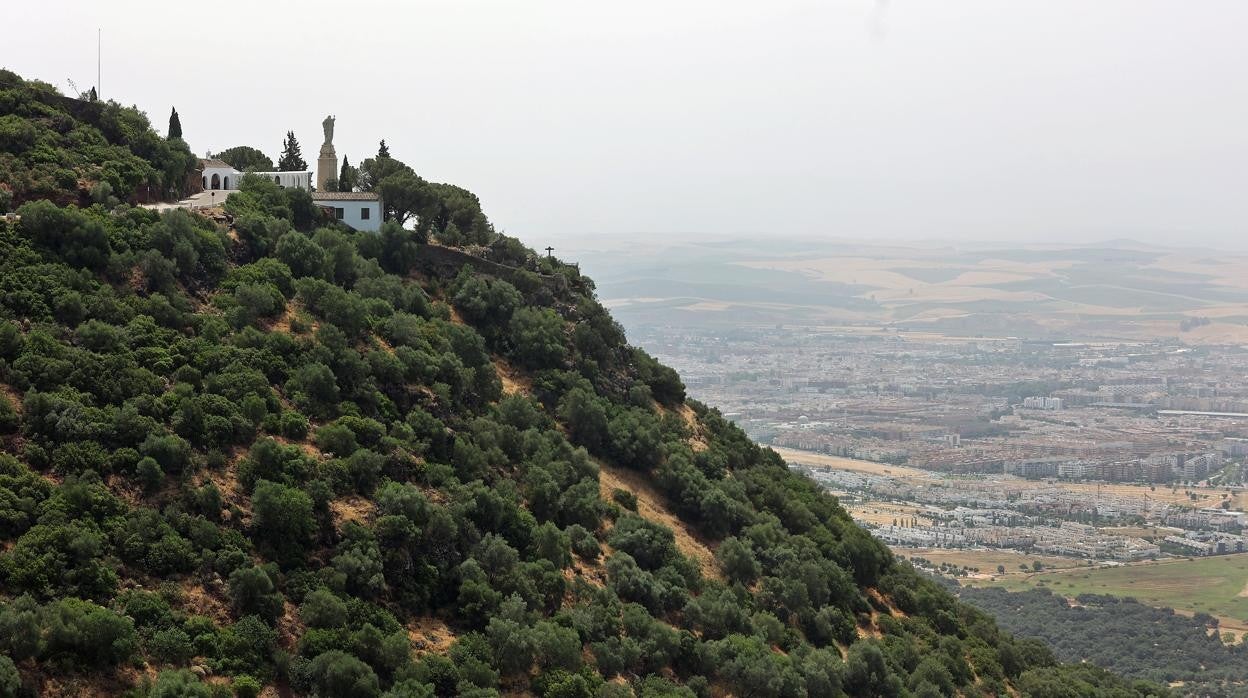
[270,435,324,461]
[330,495,376,528]
[103,474,147,508]
[372,334,397,355]
[662,402,708,453]
[565,554,610,589]
[493,356,532,397]
[263,302,298,335]
[596,459,722,582]
[0,382,22,414]
[179,577,233,626]
[275,599,303,650]
[408,616,457,655]
[194,446,249,521]
[36,665,155,698]
[856,610,884,639]
[867,588,906,618]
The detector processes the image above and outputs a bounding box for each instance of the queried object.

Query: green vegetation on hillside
[0,68,1164,698]
[0,71,196,210]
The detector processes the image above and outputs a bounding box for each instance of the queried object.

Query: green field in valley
[963,553,1248,625]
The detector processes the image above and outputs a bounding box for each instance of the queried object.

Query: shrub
[0,395,18,435]
[607,516,677,571]
[41,598,138,668]
[566,525,600,561]
[611,488,637,512]
[509,307,567,369]
[251,481,315,567]
[279,411,310,440]
[228,566,285,623]
[0,655,19,698]
[232,675,263,698]
[300,588,347,629]
[307,650,380,698]
[147,627,195,665]
[149,669,215,698]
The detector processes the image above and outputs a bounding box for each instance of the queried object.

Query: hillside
[0,69,1164,698]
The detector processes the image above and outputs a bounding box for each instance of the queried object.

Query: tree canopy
[279,131,307,171]
[216,145,274,172]
[167,107,182,140]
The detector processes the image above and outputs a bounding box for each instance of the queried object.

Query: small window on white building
[360,207,370,220]
[335,208,344,220]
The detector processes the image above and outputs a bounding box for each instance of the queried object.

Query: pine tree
[377,140,390,158]
[278,131,307,171]
[338,156,357,192]
[168,107,182,140]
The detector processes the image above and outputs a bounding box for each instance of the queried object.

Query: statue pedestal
[316,143,337,191]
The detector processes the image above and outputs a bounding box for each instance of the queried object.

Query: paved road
[141,189,236,212]
[181,189,235,207]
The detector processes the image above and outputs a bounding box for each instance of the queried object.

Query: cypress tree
[168,107,182,139]
[377,140,390,158]
[278,131,307,171]
[338,156,357,192]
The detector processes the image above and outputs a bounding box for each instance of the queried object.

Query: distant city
[628,323,1246,565]
[556,236,1248,645]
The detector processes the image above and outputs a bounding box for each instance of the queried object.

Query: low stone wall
[413,244,565,292]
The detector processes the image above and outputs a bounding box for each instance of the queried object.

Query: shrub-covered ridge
[0,68,1164,698]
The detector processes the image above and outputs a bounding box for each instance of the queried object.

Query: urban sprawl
[632,324,1248,566]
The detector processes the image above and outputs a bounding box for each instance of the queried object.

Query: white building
[257,171,312,190]
[311,191,383,232]
[1022,396,1063,410]
[200,159,239,191]
[1057,460,1095,479]
[199,159,312,191]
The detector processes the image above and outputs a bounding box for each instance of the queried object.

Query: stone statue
[317,116,338,191]
[322,115,335,146]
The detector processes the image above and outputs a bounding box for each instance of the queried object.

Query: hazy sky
[5,1,1246,247]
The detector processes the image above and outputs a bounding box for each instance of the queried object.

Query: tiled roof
[312,191,380,201]
[199,158,234,169]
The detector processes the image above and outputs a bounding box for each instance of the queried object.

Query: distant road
[1157,409,1248,418]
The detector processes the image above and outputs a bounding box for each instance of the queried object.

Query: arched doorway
[210,173,220,189]
[223,176,230,189]
[275,175,281,184]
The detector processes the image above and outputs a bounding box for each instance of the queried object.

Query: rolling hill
[0,68,1162,698]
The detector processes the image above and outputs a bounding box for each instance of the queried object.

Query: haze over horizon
[6,0,1246,247]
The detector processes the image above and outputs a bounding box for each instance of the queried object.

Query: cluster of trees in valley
[957,585,1248,697]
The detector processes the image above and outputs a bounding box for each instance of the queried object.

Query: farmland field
[897,547,1085,576]
[584,238,1248,342]
[964,553,1248,627]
